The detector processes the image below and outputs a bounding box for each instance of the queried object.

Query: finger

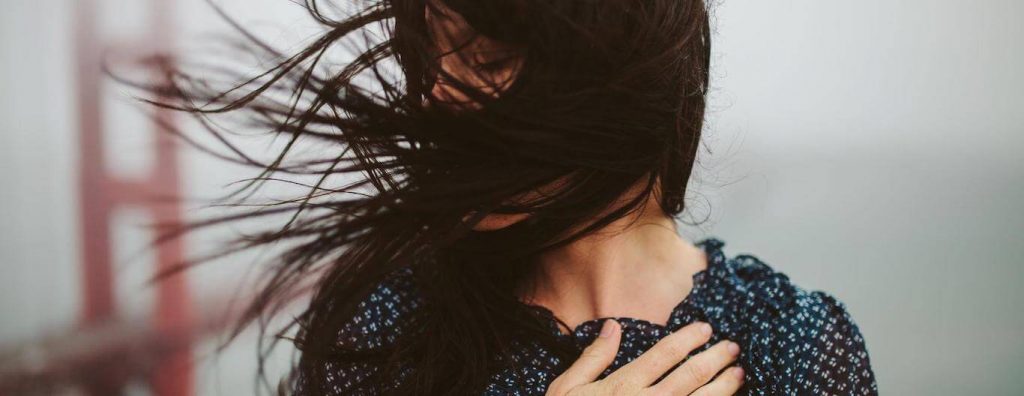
[612,321,712,385]
[689,366,745,396]
[546,319,622,395]
[652,340,741,394]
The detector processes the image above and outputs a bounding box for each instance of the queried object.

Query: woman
[139,0,877,394]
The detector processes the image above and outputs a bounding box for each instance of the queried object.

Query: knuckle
[546,378,565,395]
[580,346,608,361]
[606,376,639,393]
[643,352,671,370]
[664,338,693,358]
[682,360,712,382]
[609,379,638,395]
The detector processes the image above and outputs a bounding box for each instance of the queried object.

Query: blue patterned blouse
[308,237,878,395]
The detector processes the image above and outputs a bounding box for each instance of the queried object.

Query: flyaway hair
[117,0,712,394]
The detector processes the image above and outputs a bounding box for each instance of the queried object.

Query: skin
[548,320,745,396]
[426,2,744,394]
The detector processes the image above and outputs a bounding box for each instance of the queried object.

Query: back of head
[130,0,712,393]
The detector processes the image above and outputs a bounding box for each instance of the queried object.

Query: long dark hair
[121,0,712,394]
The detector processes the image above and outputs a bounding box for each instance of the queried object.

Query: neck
[520,194,707,333]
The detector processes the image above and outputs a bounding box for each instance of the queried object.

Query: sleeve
[705,251,878,395]
[292,268,421,395]
[294,361,388,396]
[788,291,878,395]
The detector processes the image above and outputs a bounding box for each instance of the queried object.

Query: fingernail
[732,366,745,381]
[599,319,618,338]
[727,341,740,355]
[699,322,712,336]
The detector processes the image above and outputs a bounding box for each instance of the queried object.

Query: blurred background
[1,0,1021,394]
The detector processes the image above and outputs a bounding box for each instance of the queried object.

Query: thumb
[547,319,622,395]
